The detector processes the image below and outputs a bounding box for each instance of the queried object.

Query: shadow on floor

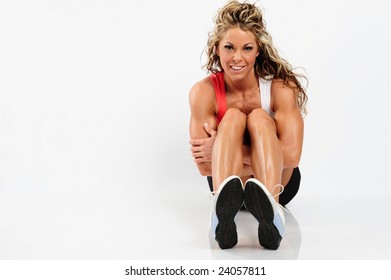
[208,208,301,259]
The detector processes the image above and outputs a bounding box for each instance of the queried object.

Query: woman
[189,0,307,250]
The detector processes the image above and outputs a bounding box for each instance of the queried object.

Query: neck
[224,71,259,94]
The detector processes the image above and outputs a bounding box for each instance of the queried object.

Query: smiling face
[216,26,260,81]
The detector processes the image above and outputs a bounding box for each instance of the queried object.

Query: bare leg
[281,168,293,186]
[212,108,246,191]
[247,108,283,201]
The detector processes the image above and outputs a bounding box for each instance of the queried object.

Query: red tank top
[209,72,226,124]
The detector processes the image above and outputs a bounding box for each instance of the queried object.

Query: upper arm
[188,78,218,176]
[189,78,218,139]
[272,80,304,168]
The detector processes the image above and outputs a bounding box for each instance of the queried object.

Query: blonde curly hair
[204,0,308,115]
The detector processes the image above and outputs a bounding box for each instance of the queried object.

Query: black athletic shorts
[206,167,301,207]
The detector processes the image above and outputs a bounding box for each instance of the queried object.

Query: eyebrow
[223,42,255,46]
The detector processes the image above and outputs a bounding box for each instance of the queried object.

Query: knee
[219,108,246,130]
[247,108,276,133]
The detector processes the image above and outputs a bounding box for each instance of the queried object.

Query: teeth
[231,66,244,70]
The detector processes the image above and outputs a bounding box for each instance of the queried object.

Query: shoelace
[271,184,284,197]
[209,191,216,200]
[270,184,290,214]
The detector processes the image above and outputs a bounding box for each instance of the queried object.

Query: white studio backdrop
[1,0,391,259]
[0,0,214,196]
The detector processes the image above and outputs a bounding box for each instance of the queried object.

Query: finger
[195,157,211,164]
[203,123,217,137]
[190,145,202,153]
[189,139,203,146]
[194,157,206,164]
[191,146,203,155]
[192,151,203,159]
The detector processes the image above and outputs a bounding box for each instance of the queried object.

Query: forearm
[279,140,302,168]
[196,162,212,177]
[193,143,252,177]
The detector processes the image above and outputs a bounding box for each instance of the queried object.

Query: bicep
[189,86,217,139]
[189,112,217,139]
[188,83,217,176]
[275,108,303,149]
[273,84,304,167]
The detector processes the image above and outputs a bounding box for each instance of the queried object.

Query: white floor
[1,172,390,260]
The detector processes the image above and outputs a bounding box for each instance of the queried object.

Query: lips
[230,65,245,72]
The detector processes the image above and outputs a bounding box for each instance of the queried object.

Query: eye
[224,45,233,50]
[244,46,253,51]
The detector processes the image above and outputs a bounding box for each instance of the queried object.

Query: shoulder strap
[209,72,226,123]
[259,76,274,117]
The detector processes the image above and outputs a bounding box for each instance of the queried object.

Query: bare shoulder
[271,79,299,111]
[189,76,215,100]
[189,76,216,111]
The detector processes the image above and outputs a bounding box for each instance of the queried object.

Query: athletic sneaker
[210,175,244,249]
[244,178,285,250]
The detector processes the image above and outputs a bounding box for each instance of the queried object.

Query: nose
[233,50,242,62]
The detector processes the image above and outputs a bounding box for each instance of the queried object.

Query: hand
[189,123,217,164]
